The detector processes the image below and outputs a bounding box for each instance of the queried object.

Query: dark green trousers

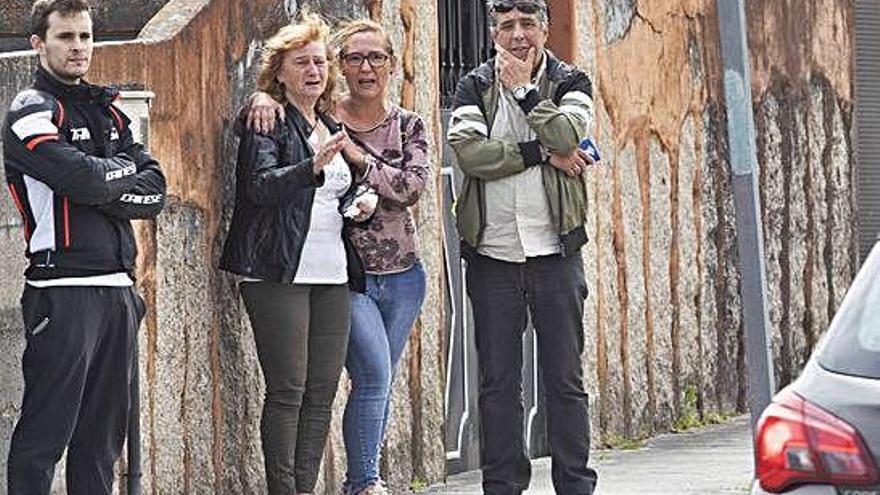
[240,281,350,494]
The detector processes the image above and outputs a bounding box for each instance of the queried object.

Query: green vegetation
[410,478,428,492]
[672,385,739,433]
[672,385,701,432]
[603,433,648,450]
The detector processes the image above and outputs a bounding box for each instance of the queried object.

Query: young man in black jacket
[1,1,165,493]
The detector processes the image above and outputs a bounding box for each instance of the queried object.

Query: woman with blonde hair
[249,17,430,495]
[220,13,369,495]
[332,19,429,495]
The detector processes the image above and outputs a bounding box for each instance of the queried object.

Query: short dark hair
[31,0,91,40]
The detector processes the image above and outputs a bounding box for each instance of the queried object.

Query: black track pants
[7,285,145,495]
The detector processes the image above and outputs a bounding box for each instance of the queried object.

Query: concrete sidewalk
[426,415,754,494]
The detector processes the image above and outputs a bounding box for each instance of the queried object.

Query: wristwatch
[512,83,537,101]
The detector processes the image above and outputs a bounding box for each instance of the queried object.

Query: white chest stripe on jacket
[23,175,55,254]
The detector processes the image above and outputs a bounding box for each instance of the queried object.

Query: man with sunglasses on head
[447,1,598,494]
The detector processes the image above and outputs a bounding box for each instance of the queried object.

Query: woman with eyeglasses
[249,18,429,495]
[333,19,429,495]
[220,13,369,495]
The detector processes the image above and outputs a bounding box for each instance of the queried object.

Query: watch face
[514,84,535,100]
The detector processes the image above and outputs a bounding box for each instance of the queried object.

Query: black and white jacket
[2,66,166,280]
[447,51,594,255]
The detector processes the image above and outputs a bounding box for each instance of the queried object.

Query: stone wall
[573,0,855,443]
[0,52,38,486]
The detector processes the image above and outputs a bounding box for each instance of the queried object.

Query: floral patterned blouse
[346,105,429,274]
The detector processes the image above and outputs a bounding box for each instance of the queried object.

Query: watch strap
[515,85,540,114]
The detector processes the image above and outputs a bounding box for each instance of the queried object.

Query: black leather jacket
[2,66,166,280]
[219,104,364,291]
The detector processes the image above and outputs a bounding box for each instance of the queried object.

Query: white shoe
[355,482,389,495]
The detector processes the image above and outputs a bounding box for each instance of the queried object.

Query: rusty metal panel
[856,0,880,259]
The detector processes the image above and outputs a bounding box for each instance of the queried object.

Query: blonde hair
[331,18,395,59]
[257,12,336,114]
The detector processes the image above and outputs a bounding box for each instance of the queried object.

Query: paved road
[427,415,754,494]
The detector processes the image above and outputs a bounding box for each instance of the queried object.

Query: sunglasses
[340,51,391,69]
[488,0,546,14]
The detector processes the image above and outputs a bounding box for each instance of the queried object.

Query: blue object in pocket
[579,138,601,162]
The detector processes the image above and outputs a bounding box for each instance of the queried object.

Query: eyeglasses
[340,51,391,69]
[488,0,546,14]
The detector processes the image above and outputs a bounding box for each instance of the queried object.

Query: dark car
[752,244,880,494]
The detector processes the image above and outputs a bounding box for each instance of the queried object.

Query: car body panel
[751,243,880,494]
[797,359,880,468]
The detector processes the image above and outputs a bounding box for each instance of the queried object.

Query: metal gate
[855,0,880,259]
[440,0,549,475]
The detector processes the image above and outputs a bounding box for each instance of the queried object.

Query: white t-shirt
[293,121,351,284]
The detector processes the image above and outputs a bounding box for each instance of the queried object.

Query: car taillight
[755,388,879,493]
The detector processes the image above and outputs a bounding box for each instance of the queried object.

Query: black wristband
[519,140,544,167]
[516,89,540,114]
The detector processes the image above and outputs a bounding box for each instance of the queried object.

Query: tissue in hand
[344,186,378,220]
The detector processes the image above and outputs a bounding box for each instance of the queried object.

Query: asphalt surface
[427,415,755,494]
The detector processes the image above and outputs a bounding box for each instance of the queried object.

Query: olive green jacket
[447,51,594,256]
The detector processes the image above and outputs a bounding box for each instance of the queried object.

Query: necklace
[342,101,389,133]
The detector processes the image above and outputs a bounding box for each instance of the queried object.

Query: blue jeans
[343,261,426,491]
